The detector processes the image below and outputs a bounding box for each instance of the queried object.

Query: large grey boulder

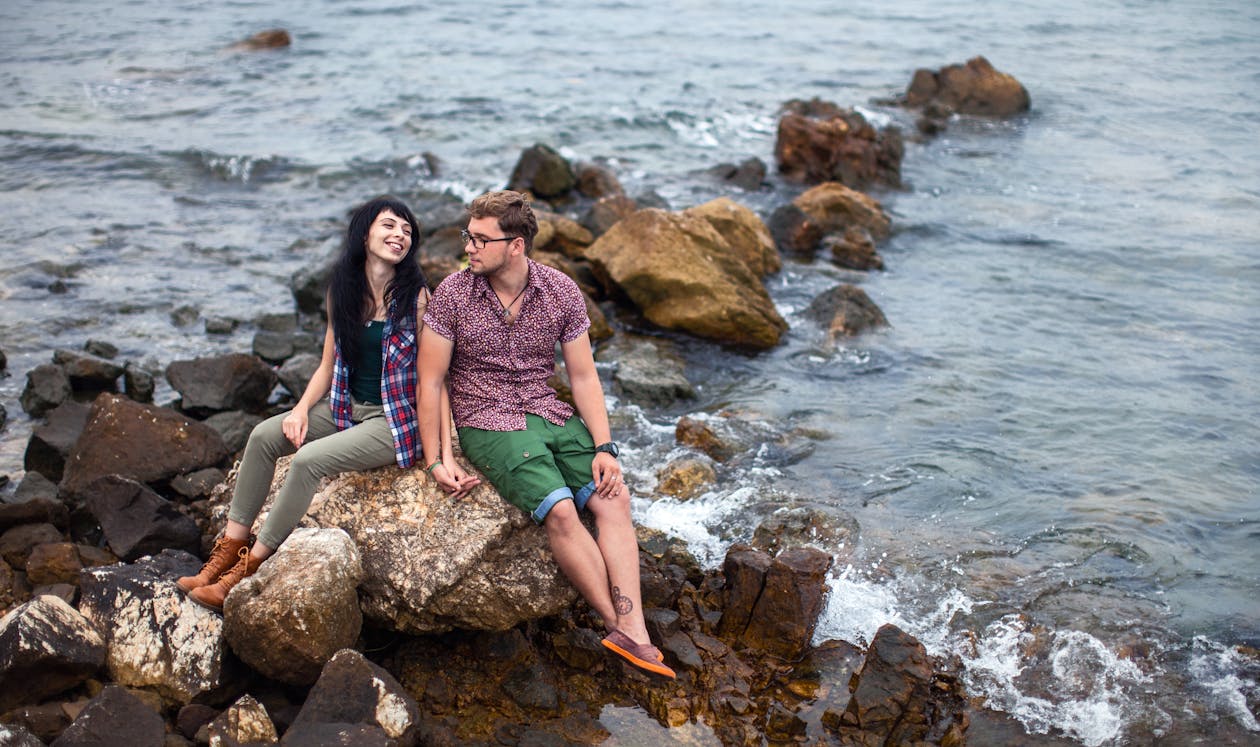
[223,528,363,685]
[165,353,277,416]
[77,550,230,704]
[0,595,106,712]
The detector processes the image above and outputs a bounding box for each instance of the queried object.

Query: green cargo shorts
[457,414,597,523]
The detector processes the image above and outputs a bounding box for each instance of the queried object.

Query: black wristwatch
[594,441,620,458]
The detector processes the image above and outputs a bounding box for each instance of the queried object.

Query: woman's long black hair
[328,195,427,372]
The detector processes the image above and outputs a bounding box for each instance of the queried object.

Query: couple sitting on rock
[175,191,675,680]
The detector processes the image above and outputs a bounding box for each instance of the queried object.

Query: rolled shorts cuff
[574,480,597,512]
[532,486,576,524]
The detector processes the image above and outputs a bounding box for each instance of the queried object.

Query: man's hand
[592,451,623,498]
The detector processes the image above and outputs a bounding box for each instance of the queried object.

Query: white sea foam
[1187,637,1260,732]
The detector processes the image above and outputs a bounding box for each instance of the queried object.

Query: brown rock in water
[682,197,782,278]
[575,161,624,199]
[775,100,904,188]
[740,547,833,660]
[804,283,890,339]
[59,393,228,504]
[231,28,292,51]
[793,181,892,242]
[825,225,884,271]
[508,143,576,199]
[582,208,787,350]
[905,55,1031,117]
[656,456,717,499]
[769,203,825,256]
[223,528,363,685]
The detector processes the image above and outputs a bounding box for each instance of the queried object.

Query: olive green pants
[227,400,396,549]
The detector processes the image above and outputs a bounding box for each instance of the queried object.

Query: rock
[77,550,230,704]
[225,458,578,634]
[508,143,576,199]
[599,336,695,407]
[833,623,939,743]
[581,194,640,237]
[0,498,69,533]
[682,197,781,277]
[0,523,63,568]
[277,353,321,399]
[716,544,773,642]
[739,547,833,660]
[0,723,45,747]
[223,528,363,685]
[0,403,6,433]
[252,330,295,364]
[23,400,91,483]
[166,353,277,415]
[257,312,297,332]
[231,28,292,51]
[709,157,767,191]
[19,363,71,418]
[205,317,238,335]
[792,182,891,242]
[535,214,593,259]
[803,283,890,339]
[169,468,225,500]
[751,503,860,557]
[655,457,717,499]
[25,543,83,586]
[59,393,228,504]
[203,411,264,454]
[124,362,156,403]
[904,55,1030,117]
[284,648,422,746]
[32,583,76,607]
[83,340,118,359]
[0,346,6,373]
[0,558,20,612]
[675,412,807,464]
[12,472,59,505]
[291,262,333,315]
[768,203,824,256]
[575,161,624,199]
[0,595,106,712]
[50,684,165,747]
[206,694,278,746]
[176,703,218,740]
[824,225,884,271]
[85,475,201,561]
[774,100,903,188]
[51,350,124,391]
[582,209,787,350]
[170,305,199,327]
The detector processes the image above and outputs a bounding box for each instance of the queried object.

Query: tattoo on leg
[612,585,633,616]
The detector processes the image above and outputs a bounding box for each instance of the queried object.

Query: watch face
[598,442,619,457]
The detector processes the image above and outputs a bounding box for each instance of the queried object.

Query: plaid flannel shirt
[329,299,419,468]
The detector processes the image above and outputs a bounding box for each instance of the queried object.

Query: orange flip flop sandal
[602,629,676,679]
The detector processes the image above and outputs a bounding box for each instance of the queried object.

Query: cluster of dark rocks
[0,56,1036,745]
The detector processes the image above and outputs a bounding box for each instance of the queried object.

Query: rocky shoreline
[0,58,1057,745]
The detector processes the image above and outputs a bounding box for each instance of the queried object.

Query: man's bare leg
[544,500,617,629]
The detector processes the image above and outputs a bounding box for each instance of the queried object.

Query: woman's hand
[281,408,309,449]
[443,457,480,498]
[429,461,477,500]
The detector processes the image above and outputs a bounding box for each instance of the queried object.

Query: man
[418,190,674,679]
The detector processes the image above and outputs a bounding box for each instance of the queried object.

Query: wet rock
[751,503,860,557]
[583,209,787,350]
[284,648,422,746]
[123,361,156,403]
[599,336,695,407]
[25,543,83,586]
[904,55,1030,117]
[793,181,892,242]
[581,194,640,237]
[0,723,46,747]
[82,340,117,359]
[206,694,278,745]
[78,549,230,704]
[257,312,297,332]
[803,283,890,339]
[716,544,773,641]
[682,197,782,278]
[508,143,576,199]
[23,400,91,483]
[85,475,200,561]
[741,547,833,660]
[675,411,814,467]
[170,305,200,327]
[0,523,64,568]
[277,352,321,399]
[575,161,624,199]
[59,393,229,504]
[768,203,825,256]
[51,349,124,391]
[223,528,363,685]
[824,225,884,271]
[11,472,59,505]
[169,467,225,500]
[655,456,717,499]
[0,595,106,712]
[775,99,903,189]
[0,346,6,373]
[204,316,238,335]
[220,457,578,634]
[20,363,71,418]
[51,684,164,747]
[0,403,6,433]
[0,497,69,533]
[166,353,278,415]
[231,28,292,51]
[204,411,264,454]
[709,156,768,191]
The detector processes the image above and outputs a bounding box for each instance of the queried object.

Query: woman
[178,195,478,611]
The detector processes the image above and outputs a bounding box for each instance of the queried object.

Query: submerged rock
[804,283,890,339]
[231,28,292,51]
[655,456,717,499]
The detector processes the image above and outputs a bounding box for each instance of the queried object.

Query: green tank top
[350,320,384,404]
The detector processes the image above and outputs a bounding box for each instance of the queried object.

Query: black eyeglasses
[460,229,515,250]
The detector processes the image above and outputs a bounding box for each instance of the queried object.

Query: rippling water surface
[2,1,1258,743]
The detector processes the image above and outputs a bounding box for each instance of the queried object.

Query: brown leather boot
[176,535,249,593]
[187,548,264,612]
